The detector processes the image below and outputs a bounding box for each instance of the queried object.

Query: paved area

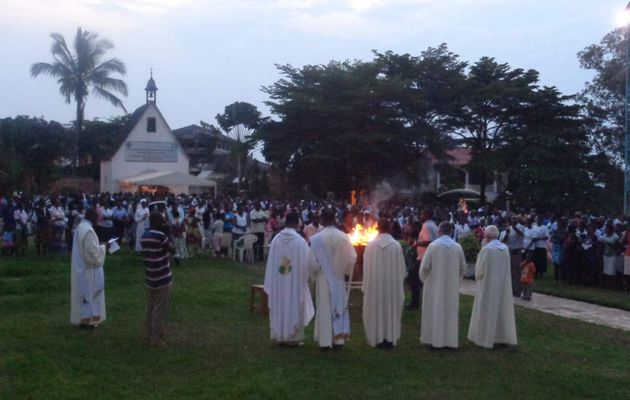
[459,279,630,332]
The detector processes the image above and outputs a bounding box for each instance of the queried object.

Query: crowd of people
[2,191,629,293]
[3,190,630,349]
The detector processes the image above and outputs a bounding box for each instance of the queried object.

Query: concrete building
[99,74,214,195]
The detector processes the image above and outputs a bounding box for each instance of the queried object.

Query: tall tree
[452,57,540,203]
[0,116,71,192]
[499,87,599,213]
[577,28,625,164]
[215,102,262,193]
[31,27,128,156]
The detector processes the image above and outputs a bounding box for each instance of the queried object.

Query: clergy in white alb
[468,225,518,349]
[419,222,466,348]
[70,208,107,328]
[263,213,314,344]
[362,218,406,348]
[309,209,357,349]
[134,199,149,253]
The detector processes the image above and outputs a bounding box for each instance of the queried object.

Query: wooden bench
[250,284,268,314]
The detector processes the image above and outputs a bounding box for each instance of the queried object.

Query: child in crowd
[520,251,536,301]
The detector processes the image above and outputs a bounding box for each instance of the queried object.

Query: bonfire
[348,223,379,247]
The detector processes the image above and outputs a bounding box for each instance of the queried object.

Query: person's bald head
[377,218,390,234]
[485,225,499,241]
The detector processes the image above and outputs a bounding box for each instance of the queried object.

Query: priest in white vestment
[362,218,406,348]
[468,225,518,348]
[264,213,314,345]
[419,221,466,348]
[70,208,108,328]
[134,199,149,253]
[309,209,357,350]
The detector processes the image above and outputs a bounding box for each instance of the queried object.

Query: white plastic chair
[233,234,258,263]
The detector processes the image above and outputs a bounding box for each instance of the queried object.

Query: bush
[459,234,480,264]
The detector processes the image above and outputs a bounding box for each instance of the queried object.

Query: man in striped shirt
[141,212,173,347]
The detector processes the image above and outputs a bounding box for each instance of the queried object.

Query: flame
[348,223,379,246]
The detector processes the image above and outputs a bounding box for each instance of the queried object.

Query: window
[147,117,156,132]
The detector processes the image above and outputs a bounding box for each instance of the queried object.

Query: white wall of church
[100,103,189,193]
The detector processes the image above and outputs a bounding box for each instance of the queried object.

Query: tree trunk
[236,155,242,194]
[74,101,84,173]
[479,165,487,205]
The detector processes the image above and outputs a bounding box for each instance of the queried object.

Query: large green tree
[0,117,71,192]
[577,28,625,164]
[257,47,462,197]
[31,27,128,140]
[452,57,540,203]
[215,102,262,193]
[499,87,602,213]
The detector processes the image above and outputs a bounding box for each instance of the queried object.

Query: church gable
[111,103,189,165]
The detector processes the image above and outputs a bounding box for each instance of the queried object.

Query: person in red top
[520,251,536,301]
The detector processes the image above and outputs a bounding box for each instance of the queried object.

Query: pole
[625,7,630,215]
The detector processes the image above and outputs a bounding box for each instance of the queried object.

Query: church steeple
[145,69,158,104]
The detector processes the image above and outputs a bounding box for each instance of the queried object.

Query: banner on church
[124,141,178,163]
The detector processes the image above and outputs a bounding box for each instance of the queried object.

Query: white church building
[100,75,215,195]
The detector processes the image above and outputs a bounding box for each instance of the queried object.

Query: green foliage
[459,234,480,264]
[257,46,462,196]
[0,116,71,192]
[78,116,130,179]
[31,27,127,134]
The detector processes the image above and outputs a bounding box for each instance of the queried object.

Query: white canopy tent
[120,170,216,195]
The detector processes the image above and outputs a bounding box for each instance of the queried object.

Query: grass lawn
[1,251,630,400]
[534,266,630,312]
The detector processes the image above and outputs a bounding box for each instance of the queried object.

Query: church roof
[145,76,158,92]
[172,124,236,143]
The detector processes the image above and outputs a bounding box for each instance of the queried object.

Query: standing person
[250,203,268,261]
[34,199,50,255]
[303,212,324,245]
[134,200,149,253]
[623,223,630,291]
[232,206,249,243]
[550,218,567,282]
[98,201,115,243]
[112,200,128,246]
[171,211,187,264]
[599,224,620,289]
[500,216,525,297]
[520,252,536,300]
[533,215,549,278]
[419,222,466,349]
[13,202,28,256]
[407,209,438,310]
[362,218,406,349]
[211,213,224,257]
[185,208,202,258]
[467,226,517,349]
[263,212,314,345]
[70,208,108,329]
[140,212,173,347]
[308,209,357,350]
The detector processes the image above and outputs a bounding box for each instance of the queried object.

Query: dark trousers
[510,250,522,296]
[144,285,171,345]
[407,260,421,307]
[253,232,264,261]
[534,248,547,277]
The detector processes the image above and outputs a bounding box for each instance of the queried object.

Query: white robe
[419,235,466,348]
[308,226,357,347]
[70,220,106,325]
[263,228,314,342]
[468,240,518,348]
[362,234,406,347]
[134,206,149,252]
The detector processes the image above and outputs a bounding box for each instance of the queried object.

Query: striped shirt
[140,229,173,289]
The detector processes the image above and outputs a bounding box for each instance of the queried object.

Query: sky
[0,0,628,130]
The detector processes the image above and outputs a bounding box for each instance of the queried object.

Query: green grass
[534,266,630,312]
[1,251,630,399]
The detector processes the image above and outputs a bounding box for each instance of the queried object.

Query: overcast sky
[0,0,627,129]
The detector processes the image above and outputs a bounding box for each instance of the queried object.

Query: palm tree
[31,27,128,135]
